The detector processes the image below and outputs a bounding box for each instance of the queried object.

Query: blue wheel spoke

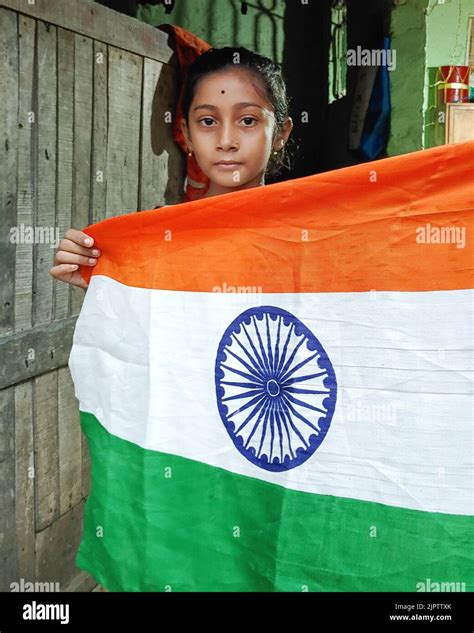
[252,315,272,374]
[221,380,264,389]
[225,347,264,381]
[256,400,272,459]
[228,392,267,422]
[277,335,306,379]
[269,401,275,462]
[283,390,327,415]
[231,332,266,379]
[235,395,268,435]
[265,313,275,373]
[278,351,320,384]
[285,387,330,395]
[276,322,294,374]
[273,315,282,375]
[281,393,322,432]
[273,400,284,463]
[221,363,263,383]
[274,403,295,460]
[244,398,270,448]
[281,370,327,387]
[222,388,265,402]
[241,322,268,375]
[279,399,310,449]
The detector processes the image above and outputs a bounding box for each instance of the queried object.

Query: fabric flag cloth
[69,141,474,592]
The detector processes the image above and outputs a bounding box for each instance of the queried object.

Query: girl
[49,46,294,289]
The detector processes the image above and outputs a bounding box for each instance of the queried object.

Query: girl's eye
[198,116,257,127]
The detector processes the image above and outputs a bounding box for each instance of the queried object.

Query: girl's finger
[54,251,98,266]
[57,237,101,258]
[65,228,94,247]
[49,264,88,289]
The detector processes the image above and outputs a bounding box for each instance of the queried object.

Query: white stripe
[69,275,473,515]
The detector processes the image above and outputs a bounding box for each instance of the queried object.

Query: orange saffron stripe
[80,141,474,293]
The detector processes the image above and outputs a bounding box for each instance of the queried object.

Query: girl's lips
[214,162,243,170]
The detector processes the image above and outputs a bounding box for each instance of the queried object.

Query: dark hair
[181,46,295,179]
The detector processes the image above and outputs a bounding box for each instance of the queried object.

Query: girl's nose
[217,124,239,151]
[218,138,239,151]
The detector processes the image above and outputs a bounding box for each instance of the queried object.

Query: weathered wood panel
[0,8,17,336]
[70,34,93,316]
[0,387,17,590]
[62,568,97,593]
[14,381,35,580]
[91,40,108,225]
[35,501,85,588]
[58,367,82,514]
[0,316,77,390]
[54,27,75,321]
[34,371,59,531]
[33,20,57,326]
[15,14,35,332]
[106,47,142,217]
[0,0,174,64]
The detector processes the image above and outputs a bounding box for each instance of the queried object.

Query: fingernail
[91,249,100,256]
[84,238,93,246]
[70,264,78,270]
[88,258,96,264]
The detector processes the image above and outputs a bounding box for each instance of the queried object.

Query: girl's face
[181,68,292,198]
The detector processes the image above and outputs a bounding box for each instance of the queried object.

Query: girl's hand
[50,228,101,290]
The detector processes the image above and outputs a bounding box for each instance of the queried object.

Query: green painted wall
[387,0,429,157]
[137,0,285,62]
[425,0,474,66]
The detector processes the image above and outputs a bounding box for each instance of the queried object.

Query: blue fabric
[359,36,392,160]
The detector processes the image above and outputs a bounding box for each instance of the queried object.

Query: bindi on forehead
[221,90,225,93]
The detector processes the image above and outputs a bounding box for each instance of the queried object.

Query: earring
[188,151,192,157]
[273,141,285,156]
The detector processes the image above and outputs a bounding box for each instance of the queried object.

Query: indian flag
[69,141,474,592]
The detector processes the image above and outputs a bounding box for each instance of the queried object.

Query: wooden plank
[105,47,142,217]
[33,20,57,326]
[58,367,82,514]
[34,371,59,531]
[0,8,18,336]
[14,381,35,580]
[0,316,77,390]
[0,387,18,590]
[15,15,35,332]
[70,34,93,316]
[35,501,85,589]
[140,58,185,210]
[62,569,98,593]
[91,40,108,225]
[445,103,474,144]
[0,0,173,64]
[54,28,75,321]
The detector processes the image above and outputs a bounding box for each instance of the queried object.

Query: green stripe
[77,412,473,592]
